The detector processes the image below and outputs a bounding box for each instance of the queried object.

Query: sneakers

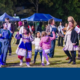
[0,64,2,68]
[66,57,70,60]
[42,63,45,66]
[19,62,23,66]
[46,63,50,66]
[26,63,30,67]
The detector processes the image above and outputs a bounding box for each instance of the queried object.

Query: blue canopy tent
[0,13,20,21]
[21,13,48,21]
[44,14,62,22]
[21,13,62,22]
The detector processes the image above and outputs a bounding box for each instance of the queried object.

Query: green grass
[2,38,80,68]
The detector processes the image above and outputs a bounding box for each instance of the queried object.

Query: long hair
[23,27,30,34]
[48,19,55,25]
[68,20,75,31]
[68,16,77,28]
[41,31,47,37]
[23,20,28,28]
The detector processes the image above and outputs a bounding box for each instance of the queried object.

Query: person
[18,21,22,29]
[19,20,32,34]
[15,32,22,45]
[40,31,55,66]
[5,18,14,56]
[37,22,42,32]
[32,32,42,64]
[16,27,33,67]
[0,23,12,67]
[46,19,63,58]
[65,16,78,60]
[31,26,35,34]
[58,22,64,47]
[63,20,79,65]
[62,23,68,35]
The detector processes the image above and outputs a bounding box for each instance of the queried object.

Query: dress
[63,30,79,51]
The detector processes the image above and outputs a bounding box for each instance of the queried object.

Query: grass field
[2,37,80,68]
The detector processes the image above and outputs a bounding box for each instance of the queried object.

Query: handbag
[16,47,27,57]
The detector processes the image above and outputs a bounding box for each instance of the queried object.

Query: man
[5,18,14,56]
[58,22,64,47]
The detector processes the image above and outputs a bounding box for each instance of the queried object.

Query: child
[16,27,33,67]
[15,31,22,45]
[0,23,12,67]
[40,31,55,66]
[32,32,42,64]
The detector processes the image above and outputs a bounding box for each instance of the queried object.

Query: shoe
[68,59,72,64]
[42,63,45,66]
[9,54,11,56]
[0,63,2,68]
[19,62,23,66]
[72,62,76,65]
[46,63,50,66]
[66,57,70,60]
[26,63,30,67]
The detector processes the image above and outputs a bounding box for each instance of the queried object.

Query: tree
[29,0,53,13]
[0,0,14,15]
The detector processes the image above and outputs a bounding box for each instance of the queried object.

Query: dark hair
[5,18,9,20]
[48,19,54,24]
[23,27,30,34]
[23,20,28,28]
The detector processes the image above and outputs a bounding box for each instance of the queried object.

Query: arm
[50,31,56,40]
[42,37,49,43]
[8,31,12,39]
[39,39,43,47]
[19,27,22,34]
[11,24,14,33]
[73,31,78,45]
[32,39,35,44]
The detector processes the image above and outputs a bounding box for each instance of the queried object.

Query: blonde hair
[41,31,47,37]
[68,16,77,28]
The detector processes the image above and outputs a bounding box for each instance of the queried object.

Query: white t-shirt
[58,26,64,34]
[32,38,42,50]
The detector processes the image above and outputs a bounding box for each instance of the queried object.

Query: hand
[47,32,51,36]
[10,31,13,33]
[52,31,55,34]
[61,35,64,37]
[73,43,76,46]
[0,34,2,37]
[29,33,31,36]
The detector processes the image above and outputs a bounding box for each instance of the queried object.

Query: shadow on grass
[54,55,66,58]
[50,60,68,65]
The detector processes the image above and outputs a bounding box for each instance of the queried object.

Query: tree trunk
[36,0,39,13]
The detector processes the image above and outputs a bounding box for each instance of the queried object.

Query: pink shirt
[40,32,55,50]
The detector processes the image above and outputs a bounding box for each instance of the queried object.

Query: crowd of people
[0,16,80,67]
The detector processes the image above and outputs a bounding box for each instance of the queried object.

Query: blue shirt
[0,29,12,39]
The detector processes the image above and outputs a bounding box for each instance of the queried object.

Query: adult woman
[65,16,78,60]
[63,20,79,64]
[46,19,63,58]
